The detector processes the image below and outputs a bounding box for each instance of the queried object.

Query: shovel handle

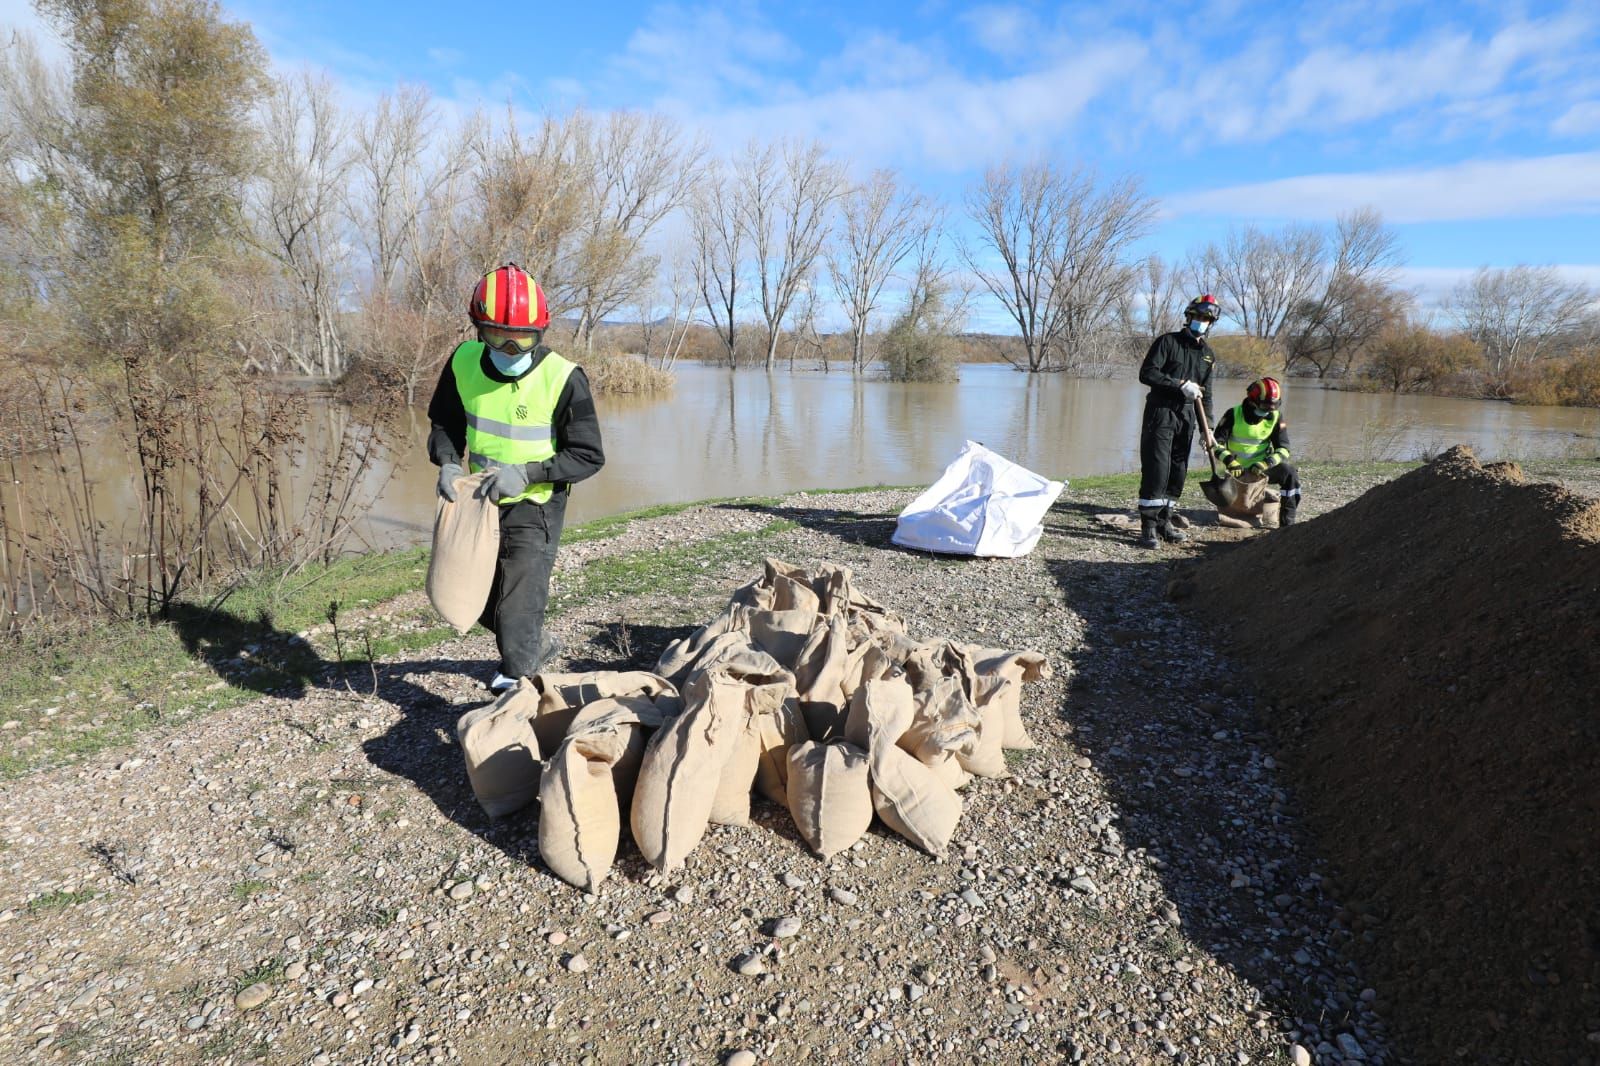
[1194,396,1220,473]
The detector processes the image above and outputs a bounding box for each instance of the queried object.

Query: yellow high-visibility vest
[452,342,574,506]
[1223,403,1279,466]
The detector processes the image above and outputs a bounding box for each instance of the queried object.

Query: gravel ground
[1,462,1595,1065]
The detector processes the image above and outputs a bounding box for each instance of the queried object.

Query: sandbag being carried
[892,440,1065,558]
[427,471,499,634]
[456,678,543,818]
[786,740,873,858]
[539,697,665,892]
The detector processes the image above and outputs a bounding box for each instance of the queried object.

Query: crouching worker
[1209,376,1300,526]
[427,263,605,692]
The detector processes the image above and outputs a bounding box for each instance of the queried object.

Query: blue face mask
[488,348,533,377]
[1187,319,1210,337]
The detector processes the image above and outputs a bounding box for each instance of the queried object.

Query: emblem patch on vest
[515,404,528,421]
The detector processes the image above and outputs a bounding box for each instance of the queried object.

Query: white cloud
[1397,264,1600,309]
[1145,10,1595,144]
[663,39,1145,170]
[1552,99,1600,137]
[1168,152,1600,223]
[960,5,1037,59]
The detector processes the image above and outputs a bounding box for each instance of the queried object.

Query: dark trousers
[478,493,566,678]
[1268,462,1301,511]
[1138,404,1194,513]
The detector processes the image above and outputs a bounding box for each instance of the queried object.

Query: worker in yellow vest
[427,264,605,691]
[1209,376,1301,526]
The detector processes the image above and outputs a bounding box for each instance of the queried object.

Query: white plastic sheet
[891,440,1066,558]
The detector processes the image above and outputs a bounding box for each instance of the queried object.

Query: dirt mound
[1188,446,1600,1065]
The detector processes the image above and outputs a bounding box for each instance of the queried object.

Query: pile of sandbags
[455,557,1051,891]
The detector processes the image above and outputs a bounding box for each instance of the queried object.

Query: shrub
[1362,325,1484,393]
[880,287,959,383]
[1205,334,1279,379]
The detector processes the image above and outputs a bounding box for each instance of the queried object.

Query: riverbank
[1,458,1596,1064]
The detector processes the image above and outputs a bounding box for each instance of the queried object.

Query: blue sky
[9,0,1599,319]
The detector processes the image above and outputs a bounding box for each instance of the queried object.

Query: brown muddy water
[13,362,1600,554]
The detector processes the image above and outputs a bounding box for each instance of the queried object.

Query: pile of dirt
[1187,446,1600,1065]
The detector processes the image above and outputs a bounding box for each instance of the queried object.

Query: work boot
[1157,505,1188,544]
[1167,510,1192,530]
[1279,506,1298,528]
[1137,516,1159,550]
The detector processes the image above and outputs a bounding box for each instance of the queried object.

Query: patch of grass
[562,494,783,544]
[233,957,284,993]
[555,518,800,611]
[230,879,271,900]
[26,888,97,914]
[0,548,432,780]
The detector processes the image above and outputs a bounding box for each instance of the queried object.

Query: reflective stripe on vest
[1224,403,1278,465]
[452,341,575,506]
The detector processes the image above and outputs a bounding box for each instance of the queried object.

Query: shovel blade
[1201,475,1241,509]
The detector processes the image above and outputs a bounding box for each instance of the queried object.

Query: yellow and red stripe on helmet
[470,263,550,331]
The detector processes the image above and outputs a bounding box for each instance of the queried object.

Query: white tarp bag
[891,440,1065,558]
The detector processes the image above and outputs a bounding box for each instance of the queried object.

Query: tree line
[2,0,1598,403]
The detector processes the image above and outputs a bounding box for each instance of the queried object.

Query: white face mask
[488,348,533,376]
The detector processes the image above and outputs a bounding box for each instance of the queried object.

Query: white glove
[1179,380,1203,401]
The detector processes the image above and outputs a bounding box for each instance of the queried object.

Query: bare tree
[962,161,1155,372]
[826,169,933,375]
[1281,207,1407,377]
[689,161,742,366]
[1117,253,1186,350]
[460,108,588,314]
[255,71,353,377]
[1448,265,1595,394]
[1199,222,1326,354]
[737,139,844,371]
[567,111,703,350]
[349,84,438,298]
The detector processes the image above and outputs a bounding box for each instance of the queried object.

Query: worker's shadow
[1044,550,1359,1048]
[713,500,902,550]
[359,620,699,872]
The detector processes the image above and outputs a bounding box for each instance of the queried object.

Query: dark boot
[1137,514,1159,550]
[1157,505,1188,543]
[1279,505,1298,528]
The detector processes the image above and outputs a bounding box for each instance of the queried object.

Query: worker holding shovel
[1209,376,1300,526]
[427,264,606,692]
[1134,294,1220,550]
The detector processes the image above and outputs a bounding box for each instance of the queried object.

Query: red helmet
[469,263,549,332]
[1184,294,1220,322]
[1246,376,1282,412]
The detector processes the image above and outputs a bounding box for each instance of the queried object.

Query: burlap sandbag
[786,740,873,858]
[964,647,1051,750]
[538,697,664,892]
[427,472,498,635]
[529,670,680,755]
[901,674,979,791]
[745,608,817,669]
[654,606,749,685]
[456,678,542,818]
[857,678,962,859]
[751,684,809,806]
[629,670,750,872]
[794,614,850,741]
[959,673,1011,778]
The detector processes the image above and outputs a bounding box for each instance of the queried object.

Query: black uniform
[1137,329,1215,514]
[1213,406,1301,515]
[427,345,605,679]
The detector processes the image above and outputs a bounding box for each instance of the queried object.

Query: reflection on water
[22,364,1600,554]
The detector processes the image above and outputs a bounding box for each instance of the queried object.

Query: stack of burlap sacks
[455,558,1050,893]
